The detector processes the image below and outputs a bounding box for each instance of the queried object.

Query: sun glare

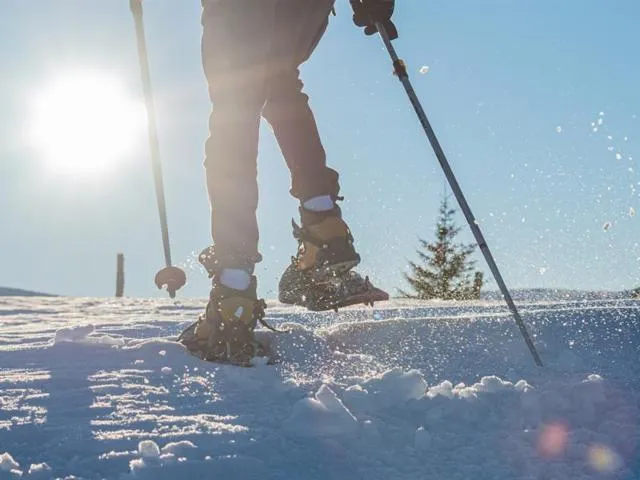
[27,70,145,176]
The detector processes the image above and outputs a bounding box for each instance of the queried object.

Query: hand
[350,0,398,40]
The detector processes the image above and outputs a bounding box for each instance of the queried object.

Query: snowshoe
[279,207,387,311]
[279,266,389,311]
[178,278,269,366]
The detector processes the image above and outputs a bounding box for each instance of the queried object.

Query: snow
[0,453,20,472]
[0,296,638,479]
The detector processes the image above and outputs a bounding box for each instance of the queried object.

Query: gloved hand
[350,0,398,40]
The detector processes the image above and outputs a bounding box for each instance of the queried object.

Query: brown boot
[292,207,361,278]
[180,277,267,366]
[279,207,388,311]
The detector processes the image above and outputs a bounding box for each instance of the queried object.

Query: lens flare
[537,422,569,457]
[588,444,622,473]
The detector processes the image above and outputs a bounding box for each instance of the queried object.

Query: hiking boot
[181,277,267,365]
[290,207,361,279]
[279,206,389,310]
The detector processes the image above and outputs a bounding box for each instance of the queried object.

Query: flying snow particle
[539,267,547,275]
[615,153,622,160]
[599,111,605,116]
[556,126,562,133]
[608,146,614,151]
[597,118,604,126]
[630,207,636,217]
[419,66,430,74]
[624,136,628,141]
[607,135,613,140]
[603,222,612,232]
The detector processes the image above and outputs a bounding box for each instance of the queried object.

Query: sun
[27,70,146,176]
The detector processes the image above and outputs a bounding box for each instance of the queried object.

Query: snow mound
[54,324,124,346]
[286,384,358,437]
[160,441,196,456]
[344,368,428,412]
[137,440,160,459]
[0,452,21,478]
[25,463,51,479]
[0,453,19,472]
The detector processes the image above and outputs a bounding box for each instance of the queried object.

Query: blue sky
[1,0,638,299]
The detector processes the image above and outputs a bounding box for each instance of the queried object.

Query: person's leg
[191,0,275,364]
[261,0,388,310]
[262,0,359,274]
[202,0,274,272]
[262,0,335,201]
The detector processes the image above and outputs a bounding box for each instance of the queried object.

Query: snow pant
[201,0,337,272]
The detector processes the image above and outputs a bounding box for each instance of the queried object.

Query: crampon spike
[154,266,186,298]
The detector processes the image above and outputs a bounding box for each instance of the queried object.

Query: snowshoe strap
[253,299,288,333]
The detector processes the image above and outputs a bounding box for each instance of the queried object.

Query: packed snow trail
[0,296,638,479]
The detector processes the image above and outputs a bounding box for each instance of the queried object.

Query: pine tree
[401,195,484,300]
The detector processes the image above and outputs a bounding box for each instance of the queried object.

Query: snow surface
[0,296,638,479]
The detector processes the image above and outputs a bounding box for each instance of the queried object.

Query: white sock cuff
[219,268,252,290]
[303,195,334,212]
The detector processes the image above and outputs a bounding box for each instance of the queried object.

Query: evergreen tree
[401,195,484,300]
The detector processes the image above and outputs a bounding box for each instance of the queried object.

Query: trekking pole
[374,21,543,367]
[130,0,186,298]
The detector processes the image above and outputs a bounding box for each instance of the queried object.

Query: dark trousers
[201,0,336,270]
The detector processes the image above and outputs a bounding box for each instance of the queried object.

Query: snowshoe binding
[279,212,388,311]
[178,277,269,366]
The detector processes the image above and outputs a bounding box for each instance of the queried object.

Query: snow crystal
[419,65,430,74]
[138,440,161,458]
[286,384,357,437]
[161,366,172,375]
[0,453,19,472]
[555,126,562,133]
[615,153,622,160]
